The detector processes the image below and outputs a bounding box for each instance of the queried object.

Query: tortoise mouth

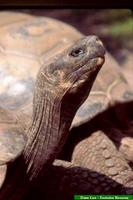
[80,56,105,74]
[87,56,105,71]
[83,56,105,75]
[71,56,105,89]
[94,56,105,67]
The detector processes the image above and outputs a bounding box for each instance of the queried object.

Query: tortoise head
[24,36,105,179]
[36,35,105,114]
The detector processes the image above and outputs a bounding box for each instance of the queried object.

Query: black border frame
[0,0,132,8]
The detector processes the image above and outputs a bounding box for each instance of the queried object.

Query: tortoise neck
[23,89,71,181]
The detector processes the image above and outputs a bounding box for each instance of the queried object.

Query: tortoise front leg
[29,160,133,200]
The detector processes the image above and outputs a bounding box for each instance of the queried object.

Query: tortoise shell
[0,11,81,114]
[120,51,133,91]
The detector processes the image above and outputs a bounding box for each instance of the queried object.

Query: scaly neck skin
[0,80,74,200]
[23,88,72,181]
[0,87,74,200]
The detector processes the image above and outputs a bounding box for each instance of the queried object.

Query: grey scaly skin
[36,160,132,200]
[0,36,105,199]
[59,108,133,194]
[22,159,132,200]
[70,130,133,188]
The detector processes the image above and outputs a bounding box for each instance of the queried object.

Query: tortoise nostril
[91,36,104,48]
[91,36,99,42]
[96,38,103,47]
[95,37,99,42]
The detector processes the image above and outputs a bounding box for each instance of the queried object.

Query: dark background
[0,0,132,7]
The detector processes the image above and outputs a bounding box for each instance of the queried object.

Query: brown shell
[120,51,133,91]
[0,11,81,114]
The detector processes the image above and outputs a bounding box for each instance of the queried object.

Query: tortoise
[0,11,133,199]
[0,11,108,199]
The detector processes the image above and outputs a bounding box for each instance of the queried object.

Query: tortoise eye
[70,47,85,57]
